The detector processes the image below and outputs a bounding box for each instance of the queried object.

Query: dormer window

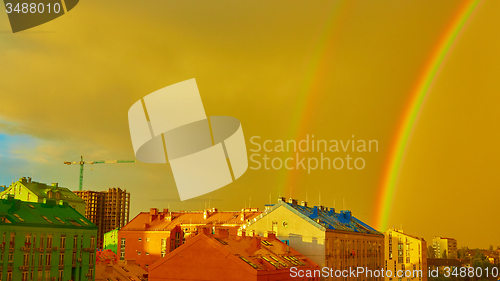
[47,191,53,199]
[55,192,60,199]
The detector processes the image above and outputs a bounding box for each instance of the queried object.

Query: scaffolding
[74,187,130,249]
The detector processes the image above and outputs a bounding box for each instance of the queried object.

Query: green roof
[0,197,96,229]
[0,177,84,203]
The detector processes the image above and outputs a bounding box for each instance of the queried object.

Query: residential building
[0,196,97,281]
[103,229,119,254]
[0,177,85,215]
[74,188,130,250]
[118,207,262,270]
[149,228,320,281]
[243,197,385,281]
[432,237,457,259]
[385,228,427,281]
[95,250,147,281]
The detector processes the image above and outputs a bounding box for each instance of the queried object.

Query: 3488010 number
[443,267,499,278]
[5,3,62,14]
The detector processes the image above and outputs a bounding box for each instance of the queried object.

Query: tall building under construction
[74,187,130,249]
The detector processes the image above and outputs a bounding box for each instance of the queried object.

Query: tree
[442,250,447,259]
[427,245,435,258]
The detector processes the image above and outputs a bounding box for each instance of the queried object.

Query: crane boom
[64,156,136,191]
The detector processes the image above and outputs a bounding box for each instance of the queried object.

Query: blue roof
[252,201,382,235]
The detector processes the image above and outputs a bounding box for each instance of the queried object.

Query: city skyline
[1,0,500,249]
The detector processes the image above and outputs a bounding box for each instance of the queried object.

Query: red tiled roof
[121,208,263,231]
[150,232,318,272]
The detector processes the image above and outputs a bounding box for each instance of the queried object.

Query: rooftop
[121,208,262,232]
[0,177,84,203]
[0,197,96,229]
[151,229,318,272]
[244,198,382,235]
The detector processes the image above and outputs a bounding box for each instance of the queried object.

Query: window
[73,235,78,249]
[10,233,15,249]
[89,253,94,265]
[60,236,66,249]
[138,238,142,242]
[90,236,95,248]
[7,272,12,281]
[39,254,43,266]
[47,236,53,248]
[40,236,44,249]
[138,251,141,255]
[23,253,29,266]
[88,269,93,281]
[37,270,43,281]
[58,270,63,281]
[22,272,28,281]
[45,270,50,279]
[59,253,64,266]
[146,252,149,255]
[146,238,150,242]
[161,238,167,258]
[46,253,51,266]
[120,238,126,260]
[8,253,13,262]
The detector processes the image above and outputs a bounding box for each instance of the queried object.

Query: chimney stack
[288,198,298,205]
[216,228,229,238]
[265,231,276,240]
[149,208,158,222]
[301,201,308,207]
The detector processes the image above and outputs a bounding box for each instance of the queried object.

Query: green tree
[442,249,447,259]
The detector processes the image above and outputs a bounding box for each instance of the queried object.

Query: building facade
[74,188,130,250]
[95,250,147,281]
[432,237,457,259]
[385,229,427,281]
[0,177,86,215]
[102,229,119,254]
[149,228,320,281]
[0,196,97,281]
[244,198,385,281]
[118,207,262,270]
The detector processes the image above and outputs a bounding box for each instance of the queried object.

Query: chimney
[288,198,298,205]
[28,177,32,183]
[251,236,261,250]
[265,231,276,240]
[278,197,286,202]
[216,228,229,238]
[162,208,169,214]
[301,201,308,207]
[338,210,352,223]
[51,183,58,188]
[203,209,208,219]
[199,227,211,236]
[149,208,158,222]
[20,177,27,183]
[239,229,246,238]
[328,208,335,216]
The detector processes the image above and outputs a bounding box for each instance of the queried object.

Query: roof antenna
[343,198,345,210]
[249,196,251,208]
[306,190,308,202]
[269,193,271,204]
[319,191,321,206]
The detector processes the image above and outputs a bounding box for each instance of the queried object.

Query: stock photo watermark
[249,134,379,173]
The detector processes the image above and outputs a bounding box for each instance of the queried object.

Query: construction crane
[64,156,137,191]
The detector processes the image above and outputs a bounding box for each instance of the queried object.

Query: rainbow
[280,0,354,197]
[374,0,482,231]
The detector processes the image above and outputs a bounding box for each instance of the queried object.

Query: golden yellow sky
[0,0,499,248]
